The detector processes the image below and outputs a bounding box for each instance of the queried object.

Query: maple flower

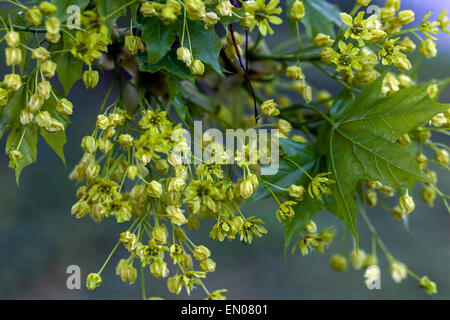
[378,38,408,66]
[241,0,283,36]
[329,41,363,76]
[341,12,377,46]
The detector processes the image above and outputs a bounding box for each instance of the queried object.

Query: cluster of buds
[140,0,220,28]
[176,47,205,75]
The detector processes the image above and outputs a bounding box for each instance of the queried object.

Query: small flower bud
[239,178,254,199]
[37,81,51,99]
[411,126,431,142]
[427,84,439,99]
[5,47,23,66]
[140,2,157,17]
[167,154,182,167]
[392,205,406,221]
[86,162,100,179]
[168,177,186,193]
[303,220,317,233]
[167,276,182,294]
[397,133,411,147]
[20,109,34,125]
[419,276,437,294]
[48,118,64,132]
[27,94,44,113]
[276,201,296,222]
[430,113,447,128]
[379,7,396,21]
[379,184,395,197]
[55,98,73,115]
[364,265,380,287]
[45,17,60,34]
[98,138,113,153]
[288,184,305,200]
[389,261,408,283]
[385,0,400,11]
[399,37,416,52]
[435,149,449,167]
[421,187,436,207]
[71,199,89,218]
[277,119,292,135]
[4,74,22,91]
[330,254,348,272]
[8,150,22,169]
[366,180,382,190]
[166,205,187,226]
[155,159,169,174]
[298,84,312,103]
[124,35,142,55]
[364,190,378,206]
[419,39,437,58]
[357,0,371,6]
[95,115,109,130]
[31,47,49,61]
[127,165,137,180]
[313,33,333,47]
[83,70,99,89]
[150,260,169,278]
[46,30,61,44]
[426,169,437,184]
[200,258,216,273]
[397,10,415,25]
[394,56,412,71]
[176,47,192,66]
[260,99,280,117]
[204,12,219,26]
[291,134,307,143]
[41,60,57,78]
[398,75,414,88]
[5,31,20,48]
[118,134,133,148]
[190,59,205,75]
[320,47,335,64]
[286,66,305,80]
[81,136,97,153]
[152,225,168,243]
[193,245,211,261]
[399,194,415,214]
[370,29,387,42]
[86,273,102,290]
[147,180,163,198]
[355,69,377,84]
[349,249,366,270]
[26,7,42,26]
[362,253,378,269]
[415,153,428,170]
[39,1,57,15]
[216,1,232,16]
[291,0,305,20]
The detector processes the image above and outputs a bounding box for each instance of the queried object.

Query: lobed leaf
[323,73,450,242]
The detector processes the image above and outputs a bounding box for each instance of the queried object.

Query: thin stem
[140,265,146,300]
[229,24,258,122]
[283,155,314,180]
[261,179,282,205]
[295,22,302,51]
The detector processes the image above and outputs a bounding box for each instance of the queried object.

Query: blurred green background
[0,0,449,299]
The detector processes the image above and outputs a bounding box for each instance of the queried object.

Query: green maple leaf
[321,73,450,242]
